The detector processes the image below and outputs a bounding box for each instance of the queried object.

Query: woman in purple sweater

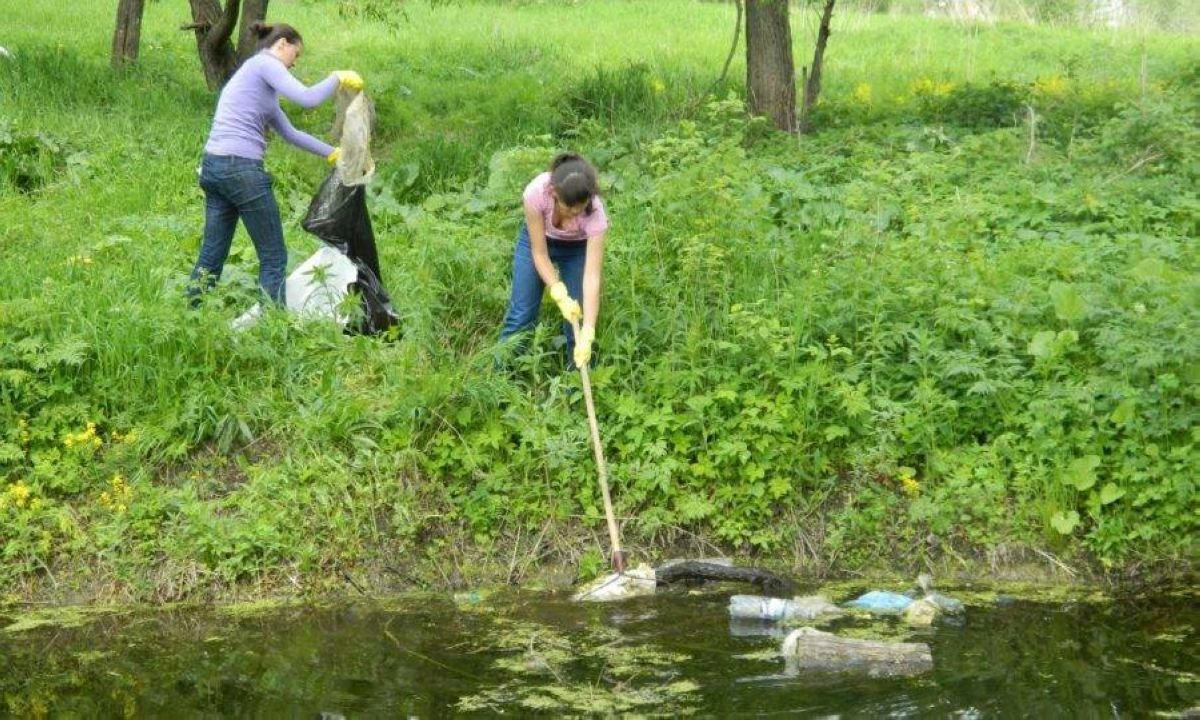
[188,22,362,306]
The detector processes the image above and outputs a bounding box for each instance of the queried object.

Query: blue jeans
[499,224,587,366]
[189,154,287,305]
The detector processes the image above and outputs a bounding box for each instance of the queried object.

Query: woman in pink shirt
[499,153,609,369]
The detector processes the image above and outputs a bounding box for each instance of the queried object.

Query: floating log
[654,561,793,594]
[781,627,933,678]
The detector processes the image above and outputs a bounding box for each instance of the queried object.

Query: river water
[1,581,1196,717]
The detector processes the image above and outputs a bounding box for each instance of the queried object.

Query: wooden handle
[572,320,624,573]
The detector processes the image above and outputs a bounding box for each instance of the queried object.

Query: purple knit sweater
[204,51,339,160]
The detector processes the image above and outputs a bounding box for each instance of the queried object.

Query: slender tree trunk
[745,0,796,133]
[184,0,269,90]
[237,0,271,59]
[111,0,146,68]
[798,0,836,134]
[186,0,239,90]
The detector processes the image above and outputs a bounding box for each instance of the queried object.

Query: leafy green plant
[0,121,70,193]
[0,0,1195,598]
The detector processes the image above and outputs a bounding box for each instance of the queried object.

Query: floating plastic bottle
[925,591,965,615]
[729,595,804,621]
[729,595,844,621]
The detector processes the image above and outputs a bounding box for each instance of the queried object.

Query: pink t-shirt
[522,172,609,241]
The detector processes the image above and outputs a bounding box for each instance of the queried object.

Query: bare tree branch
[717,0,743,88]
[798,0,836,134]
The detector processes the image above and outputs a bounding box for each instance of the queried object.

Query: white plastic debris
[571,563,657,602]
[232,246,359,330]
[729,594,843,621]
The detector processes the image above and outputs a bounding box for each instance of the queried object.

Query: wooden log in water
[653,561,793,594]
[781,627,933,678]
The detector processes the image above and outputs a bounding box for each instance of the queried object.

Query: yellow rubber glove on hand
[335,70,364,91]
[574,325,595,369]
[326,147,340,165]
[548,281,582,324]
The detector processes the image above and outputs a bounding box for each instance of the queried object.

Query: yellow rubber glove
[574,325,595,369]
[548,281,582,323]
[335,70,364,91]
[326,147,340,165]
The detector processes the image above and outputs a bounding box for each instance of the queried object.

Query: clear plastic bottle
[728,594,801,621]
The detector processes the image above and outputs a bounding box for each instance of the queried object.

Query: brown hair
[549,152,600,215]
[250,22,302,51]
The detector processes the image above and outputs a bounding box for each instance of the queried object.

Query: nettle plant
[0,121,76,193]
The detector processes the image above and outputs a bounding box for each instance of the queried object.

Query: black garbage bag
[302,171,399,336]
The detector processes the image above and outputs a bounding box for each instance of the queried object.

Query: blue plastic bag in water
[846,590,914,613]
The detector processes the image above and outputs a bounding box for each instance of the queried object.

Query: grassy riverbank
[1,0,1196,602]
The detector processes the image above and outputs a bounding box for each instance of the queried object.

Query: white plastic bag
[232,246,359,330]
[571,564,657,602]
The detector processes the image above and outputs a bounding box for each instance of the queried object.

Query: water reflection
[0,584,1195,717]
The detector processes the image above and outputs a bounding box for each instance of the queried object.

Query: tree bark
[111,0,146,68]
[745,0,796,133]
[798,0,836,134]
[782,627,934,677]
[187,0,238,90]
[185,0,270,90]
[236,0,271,59]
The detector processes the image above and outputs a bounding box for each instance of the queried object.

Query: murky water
[1,582,1196,717]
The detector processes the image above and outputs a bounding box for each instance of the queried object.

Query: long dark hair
[250,22,302,51]
[549,153,600,215]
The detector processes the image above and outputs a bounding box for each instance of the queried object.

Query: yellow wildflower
[912,77,954,97]
[853,82,873,106]
[64,422,103,450]
[6,480,31,508]
[899,467,921,496]
[99,473,132,513]
[1033,74,1068,98]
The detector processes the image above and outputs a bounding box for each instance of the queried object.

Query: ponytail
[250,22,303,51]
[549,152,600,215]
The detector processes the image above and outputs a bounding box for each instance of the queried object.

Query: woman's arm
[525,205,560,286]
[269,105,335,157]
[260,59,339,109]
[581,232,606,328]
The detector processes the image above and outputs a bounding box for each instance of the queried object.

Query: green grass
[0,1,1197,601]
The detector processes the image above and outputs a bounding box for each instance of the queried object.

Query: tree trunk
[187,0,239,90]
[236,0,271,59]
[111,0,146,68]
[745,0,796,133]
[185,0,270,90]
[798,0,836,134]
[782,627,934,678]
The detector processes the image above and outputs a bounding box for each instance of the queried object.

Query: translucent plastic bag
[330,88,375,186]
